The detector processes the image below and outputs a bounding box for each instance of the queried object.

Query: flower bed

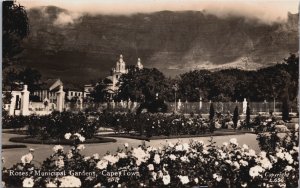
[27,111,98,140]
[96,113,216,136]
[7,111,291,140]
[2,129,299,187]
[2,145,27,149]
[106,130,246,141]
[9,136,116,145]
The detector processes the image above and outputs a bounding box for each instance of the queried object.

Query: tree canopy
[110,54,298,103]
[3,1,29,66]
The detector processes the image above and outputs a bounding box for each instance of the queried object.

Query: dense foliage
[116,67,173,102]
[3,1,29,64]
[91,54,299,103]
[26,112,97,140]
[5,111,288,139]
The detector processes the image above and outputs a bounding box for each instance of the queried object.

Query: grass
[9,136,117,145]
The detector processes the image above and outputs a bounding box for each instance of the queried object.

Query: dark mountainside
[20,6,298,85]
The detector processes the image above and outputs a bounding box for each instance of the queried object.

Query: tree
[282,91,290,122]
[208,103,216,133]
[3,1,29,68]
[209,103,215,121]
[284,53,299,102]
[117,68,168,102]
[3,68,19,91]
[17,67,42,92]
[90,81,108,102]
[246,104,251,129]
[232,106,239,130]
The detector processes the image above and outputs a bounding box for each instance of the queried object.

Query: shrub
[232,106,239,130]
[246,104,251,129]
[209,103,215,121]
[27,111,97,140]
[282,96,290,121]
[2,133,299,187]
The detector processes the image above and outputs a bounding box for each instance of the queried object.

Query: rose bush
[2,126,299,187]
[9,111,285,139]
[27,111,98,139]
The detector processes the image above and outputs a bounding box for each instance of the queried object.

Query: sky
[20,0,298,23]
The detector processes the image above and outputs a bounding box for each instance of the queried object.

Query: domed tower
[136,58,143,69]
[116,54,127,74]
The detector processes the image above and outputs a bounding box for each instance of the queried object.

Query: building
[66,89,84,101]
[33,79,84,102]
[83,84,94,98]
[136,58,143,69]
[103,54,144,99]
[33,79,63,103]
[105,54,129,97]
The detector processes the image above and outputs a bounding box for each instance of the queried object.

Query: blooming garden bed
[2,128,298,187]
[106,130,251,141]
[9,136,116,145]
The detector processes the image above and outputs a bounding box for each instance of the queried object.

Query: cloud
[53,12,81,26]
[21,0,298,24]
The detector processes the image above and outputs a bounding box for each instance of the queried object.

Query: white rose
[64,133,72,140]
[94,183,102,187]
[249,165,264,178]
[96,160,108,169]
[180,156,189,162]
[77,144,85,151]
[169,154,177,161]
[163,175,171,185]
[223,142,228,147]
[103,155,119,164]
[23,178,34,187]
[79,136,85,142]
[154,154,161,164]
[21,153,33,165]
[59,176,81,187]
[178,175,189,184]
[168,142,174,148]
[285,165,293,171]
[117,152,127,159]
[46,181,57,187]
[229,138,238,146]
[52,145,64,153]
[93,153,100,160]
[242,144,249,150]
[147,164,154,171]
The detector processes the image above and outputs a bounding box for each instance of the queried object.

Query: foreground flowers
[2,130,299,187]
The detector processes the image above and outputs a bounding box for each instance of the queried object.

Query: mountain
[20,6,298,84]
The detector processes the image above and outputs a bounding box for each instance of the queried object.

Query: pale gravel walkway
[2,133,259,168]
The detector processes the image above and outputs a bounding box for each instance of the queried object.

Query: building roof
[40,79,63,91]
[64,83,83,91]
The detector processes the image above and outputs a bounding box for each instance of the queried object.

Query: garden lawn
[2,133,259,168]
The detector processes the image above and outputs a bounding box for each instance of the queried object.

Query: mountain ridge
[20,6,298,85]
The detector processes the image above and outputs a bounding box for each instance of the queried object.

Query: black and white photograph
[1,0,299,187]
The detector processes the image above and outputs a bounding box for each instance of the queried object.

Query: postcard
[2,0,299,187]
